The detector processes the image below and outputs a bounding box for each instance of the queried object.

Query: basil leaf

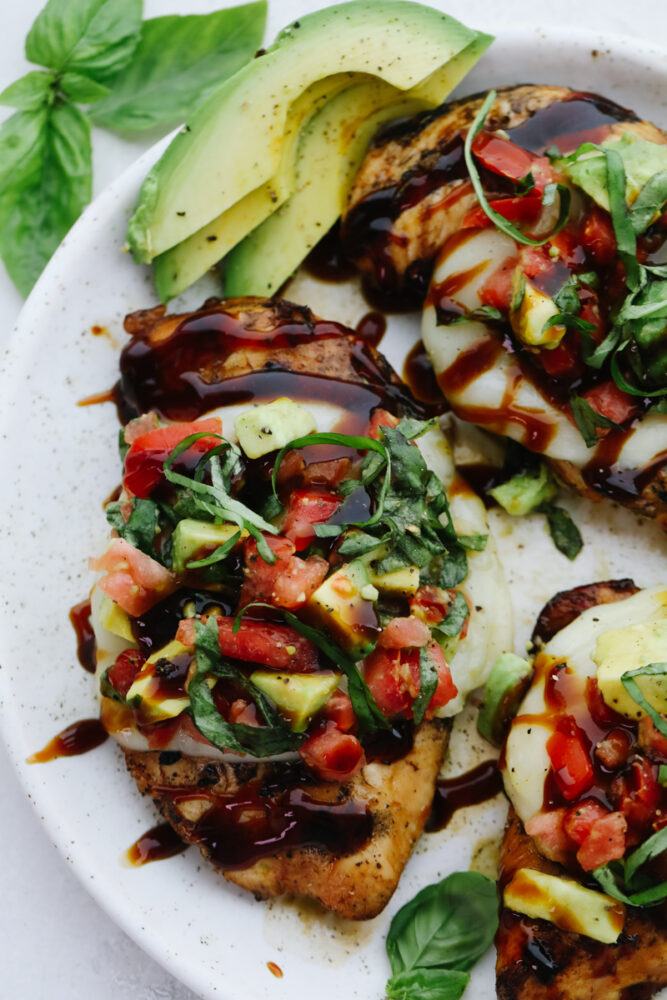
[464,90,570,247]
[0,101,91,296]
[543,313,596,337]
[91,3,266,131]
[106,497,160,557]
[630,170,667,235]
[234,603,389,737]
[338,530,388,558]
[432,592,470,640]
[625,825,667,883]
[593,862,667,907]
[0,107,48,191]
[540,503,583,560]
[621,662,667,739]
[386,968,470,1000]
[386,871,498,975]
[411,645,440,726]
[0,71,54,111]
[25,0,142,84]
[581,323,623,369]
[187,618,302,756]
[59,71,109,103]
[603,145,640,291]
[570,395,621,447]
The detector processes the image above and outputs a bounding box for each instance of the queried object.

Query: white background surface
[0,1,666,999]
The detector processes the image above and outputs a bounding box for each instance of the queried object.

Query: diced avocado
[593,618,667,719]
[510,270,565,348]
[477,652,533,746]
[172,519,246,575]
[153,75,355,300]
[559,133,667,221]
[234,398,316,459]
[225,79,422,296]
[98,593,134,641]
[250,670,341,732]
[488,464,557,517]
[125,639,193,723]
[504,868,625,944]
[306,560,380,657]
[358,541,420,597]
[127,2,485,263]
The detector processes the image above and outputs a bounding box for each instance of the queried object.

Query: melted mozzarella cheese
[91,410,513,756]
[422,228,667,470]
[502,585,667,823]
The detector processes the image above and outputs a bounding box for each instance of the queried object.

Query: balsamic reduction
[403,339,448,410]
[126,822,188,866]
[70,599,96,673]
[27,719,108,763]
[426,759,503,831]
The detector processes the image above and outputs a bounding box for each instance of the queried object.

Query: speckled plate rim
[1,22,667,1000]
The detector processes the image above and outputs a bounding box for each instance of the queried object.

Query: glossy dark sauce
[27,719,108,763]
[115,304,429,428]
[436,335,502,396]
[582,427,667,503]
[354,311,386,348]
[507,92,637,154]
[303,222,357,282]
[126,822,188,866]
[164,773,372,870]
[70,599,96,673]
[426,759,503,832]
[132,589,234,657]
[403,339,447,409]
[364,718,415,763]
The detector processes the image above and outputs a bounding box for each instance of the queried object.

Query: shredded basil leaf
[431,592,470,640]
[412,645,440,726]
[570,395,622,447]
[539,503,583,560]
[106,497,161,558]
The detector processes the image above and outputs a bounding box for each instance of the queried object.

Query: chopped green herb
[570,395,622,448]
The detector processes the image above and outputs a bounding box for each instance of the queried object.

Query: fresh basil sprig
[0,0,266,295]
[106,496,161,557]
[464,89,571,248]
[385,871,499,1000]
[621,661,667,738]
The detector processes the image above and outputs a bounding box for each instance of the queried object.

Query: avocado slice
[510,270,565,348]
[172,519,246,575]
[357,541,420,597]
[98,593,134,641]
[306,560,380,657]
[153,74,356,300]
[504,868,625,944]
[594,618,667,719]
[477,652,533,746]
[127,2,485,263]
[488,465,557,517]
[250,670,341,731]
[126,639,194,723]
[234,398,316,459]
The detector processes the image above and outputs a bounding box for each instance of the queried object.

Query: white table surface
[0,1,664,997]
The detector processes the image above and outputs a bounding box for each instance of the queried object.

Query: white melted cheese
[502,585,667,823]
[422,228,667,470]
[91,407,513,757]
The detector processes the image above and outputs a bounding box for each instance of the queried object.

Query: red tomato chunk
[298,722,365,782]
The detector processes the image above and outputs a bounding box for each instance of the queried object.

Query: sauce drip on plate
[27,719,108,763]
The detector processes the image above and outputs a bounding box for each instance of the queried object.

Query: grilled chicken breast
[124,720,449,920]
[94,296,512,920]
[498,581,667,999]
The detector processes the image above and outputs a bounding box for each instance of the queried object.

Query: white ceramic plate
[1,21,667,1000]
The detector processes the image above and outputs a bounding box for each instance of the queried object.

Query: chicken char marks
[116,295,426,426]
[341,84,662,301]
[124,720,449,920]
[498,581,667,1000]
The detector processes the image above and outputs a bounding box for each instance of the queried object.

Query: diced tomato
[585,677,627,728]
[124,412,160,444]
[298,722,365,782]
[377,616,431,649]
[239,535,328,610]
[563,798,610,845]
[547,718,594,801]
[518,244,556,281]
[548,228,587,269]
[478,255,518,312]
[462,194,543,230]
[409,586,470,639]
[471,131,552,190]
[576,812,627,872]
[580,207,617,266]
[228,699,260,726]
[364,641,457,720]
[540,332,583,379]
[367,408,399,440]
[595,729,633,769]
[176,615,319,672]
[638,716,667,762]
[107,648,145,699]
[581,380,639,428]
[123,418,222,498]
[525,809,570,863]
[282,488,342,551]
[322,690,356,733]
[303,459,350,486]
[90,538,176,616]
[611,756,661,835]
